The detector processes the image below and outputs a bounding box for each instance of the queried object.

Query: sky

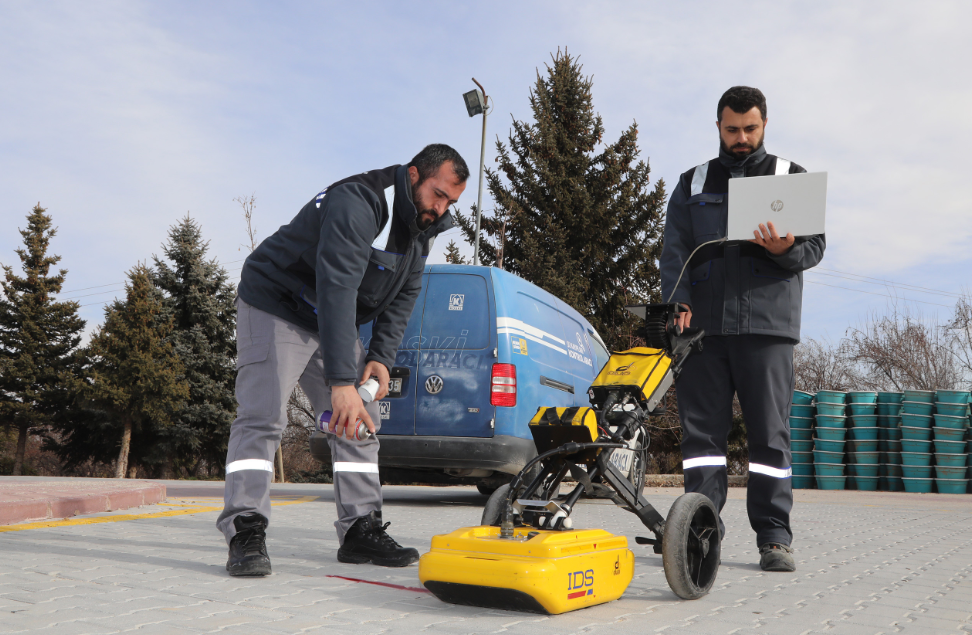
[2,1,970,344]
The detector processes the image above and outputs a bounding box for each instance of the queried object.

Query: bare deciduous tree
[281,386,321,480]
[846,305,959,391]
[944,291,972,385]
[793,337,858,392]
[235,194,258,252]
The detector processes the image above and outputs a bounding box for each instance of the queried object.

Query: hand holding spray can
[318,378,380,441]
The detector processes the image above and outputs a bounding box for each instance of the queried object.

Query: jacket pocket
[690,261,711,285]
[688,260,718,334]
[748,259,794,331]
[687,193,726,242]
[358,248,403,309]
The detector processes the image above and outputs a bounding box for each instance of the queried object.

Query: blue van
[309,264,611,489]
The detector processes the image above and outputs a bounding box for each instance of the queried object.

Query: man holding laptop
[660,86,826,572]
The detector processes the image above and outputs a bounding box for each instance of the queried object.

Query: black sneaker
[759,542,796,572]
[337,511,419,567]
[226,513,271,576]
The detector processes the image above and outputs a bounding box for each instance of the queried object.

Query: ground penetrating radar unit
[419,304,722,614]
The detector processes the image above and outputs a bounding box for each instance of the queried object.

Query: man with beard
[660,87,825,572]
[218,144,469,576]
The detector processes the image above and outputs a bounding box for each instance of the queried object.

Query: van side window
[421,274,489,349]
[588,330,610,372]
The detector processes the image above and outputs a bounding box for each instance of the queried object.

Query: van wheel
[477,482,498,496]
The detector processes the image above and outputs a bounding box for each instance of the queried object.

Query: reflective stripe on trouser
[675,334,794,546]
[216,299,381,544]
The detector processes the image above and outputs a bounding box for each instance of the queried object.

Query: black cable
[665,237,727,303]
[501,441,625,532]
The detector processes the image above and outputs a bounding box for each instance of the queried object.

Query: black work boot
[759,542,796,572]
[226,513,271,576]
[337,511,419,567]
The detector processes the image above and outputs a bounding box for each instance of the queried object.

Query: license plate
[609,449,634,477]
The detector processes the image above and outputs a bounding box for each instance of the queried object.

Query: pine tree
[85,264,189,478]
[152,216,237,476]
[453,50,667,348]
[443,240,468,265]
[0,204,86,475]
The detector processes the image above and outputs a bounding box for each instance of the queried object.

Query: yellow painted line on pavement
[158,503,218,508]
[0,495,318,533]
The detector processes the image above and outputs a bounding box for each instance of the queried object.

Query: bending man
[218,144,469,575]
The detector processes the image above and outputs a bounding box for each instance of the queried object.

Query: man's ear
[408,165,420,186]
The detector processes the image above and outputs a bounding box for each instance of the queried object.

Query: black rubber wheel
[477,482,498,496]
[662,493,721,600]
[629,448,647,495]
[481,483,511,526]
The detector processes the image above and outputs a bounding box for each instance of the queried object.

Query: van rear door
[358,277,426,436]
[414,271,495,437]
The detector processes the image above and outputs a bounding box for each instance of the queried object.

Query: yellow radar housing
[588,347,673,411]
[528,406,600,461]
[419,525,635,614]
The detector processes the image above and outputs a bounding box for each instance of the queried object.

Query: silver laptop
[726,172,827,241]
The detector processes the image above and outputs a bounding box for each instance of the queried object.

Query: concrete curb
[0,480,167,525]
[644,474,748,487]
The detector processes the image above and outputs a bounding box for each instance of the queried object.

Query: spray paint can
[357,377,379,403]
[318,378,380,441]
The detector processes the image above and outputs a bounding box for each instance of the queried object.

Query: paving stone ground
[1,480,970,634]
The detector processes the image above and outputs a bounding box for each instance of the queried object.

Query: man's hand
[361,361,390,400]
[674,304,692,332]
[750,221,795,255]
[330,385,375,439]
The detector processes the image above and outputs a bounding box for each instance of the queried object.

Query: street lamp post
[463,79,489,266]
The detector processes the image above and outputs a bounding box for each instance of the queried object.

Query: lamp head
[463,89,485,117]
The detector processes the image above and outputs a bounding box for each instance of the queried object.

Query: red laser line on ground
[325,574,429,593]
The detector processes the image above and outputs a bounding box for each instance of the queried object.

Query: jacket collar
[394,165,418,227]
[394,165,455,237]
[718,144,768,173]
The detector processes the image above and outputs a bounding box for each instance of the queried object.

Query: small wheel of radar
[662,493,721,600]
[481,484,511,526]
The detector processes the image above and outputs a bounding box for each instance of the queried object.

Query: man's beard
[411,182,437,230]
[415,208,436,230]
[720,132,765,160]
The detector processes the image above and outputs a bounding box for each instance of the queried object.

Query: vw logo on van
[770,199,784,212]
[425,375,444,395]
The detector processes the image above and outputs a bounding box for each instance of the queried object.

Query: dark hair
[717,86,767,121]
[408,144,470,185]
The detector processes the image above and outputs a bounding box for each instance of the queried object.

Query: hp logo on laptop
[770,200,784,212]
[425,375,444,395]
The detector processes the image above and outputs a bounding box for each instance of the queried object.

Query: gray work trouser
[216,299,381,545]
[675,334,794,547]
